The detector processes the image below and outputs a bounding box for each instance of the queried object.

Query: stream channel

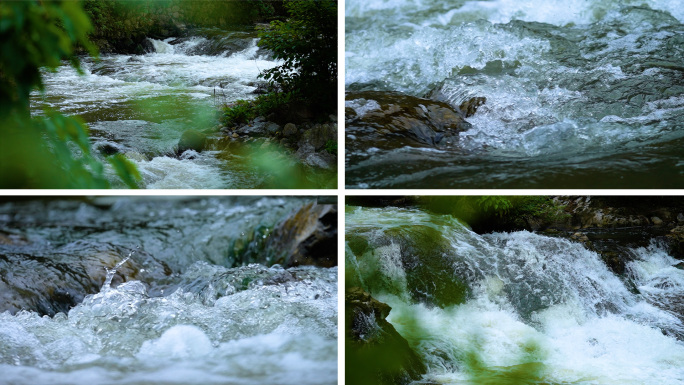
[347,205,684,384]
[0,197,338,384]
[346,0,684,188]
[32,28,329,189]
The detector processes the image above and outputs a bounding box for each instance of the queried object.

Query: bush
[257,0,337,110]
[221,92,293,127]
[0,0,139,188]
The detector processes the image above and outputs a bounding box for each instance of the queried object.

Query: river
[32,28,333,189]
[345,0,684,188]
[346,205,684,384]
[0,197,338,384]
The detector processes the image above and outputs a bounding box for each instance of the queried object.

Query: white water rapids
[346,206,684,384]
[0,197,338,384]
[345,0,684,188]
[32,31,280,189]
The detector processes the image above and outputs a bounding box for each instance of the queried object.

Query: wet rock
[234,120,280,137]
[177,129,207,155]
[283,123,298,137]
[345,91,472,153]
[667,226,684,259]
[300,123,336,151]
[346,287,427,385]
[348,224,468,308]
[459,96,487,118]
[0,242,172,316]
[96,142,122,156]
[268,203,337,268]
[299,151,336,170]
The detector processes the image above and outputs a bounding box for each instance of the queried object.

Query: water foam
[347,207,684,384]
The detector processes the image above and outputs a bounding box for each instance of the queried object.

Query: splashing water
[346,0,684,188]
[346,206,684,384]
[0,197,338,384]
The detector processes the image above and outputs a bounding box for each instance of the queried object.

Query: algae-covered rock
[177,129,207,155]
[349,224,469,308]
[345,90,475,153]
[346,287,427,385]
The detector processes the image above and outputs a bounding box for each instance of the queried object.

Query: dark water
[0,197,337,384]
[345,0,684,188]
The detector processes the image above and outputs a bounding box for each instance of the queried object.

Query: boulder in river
[345,91,476,153]
[346,287,427,385]
[177,129,207,155]
[268,203,337,268]
[0,242,172,316]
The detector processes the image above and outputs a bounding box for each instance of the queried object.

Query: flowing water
[345,0,684,188]
[346,206,684,384]
[32,29,327,189]
[0,197,337,384]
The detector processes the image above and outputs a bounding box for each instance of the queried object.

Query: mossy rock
[346,287,427,385]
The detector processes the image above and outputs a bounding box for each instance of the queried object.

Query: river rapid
[32,29,328,189]
[0,197,338,385]
[345,0,684,188]
[346,205,684,384]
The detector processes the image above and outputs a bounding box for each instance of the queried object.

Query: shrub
[257,0,337,110]
[0,0,139,188]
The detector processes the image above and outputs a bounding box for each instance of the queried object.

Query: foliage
[257,0,337,109]
[415,196,569,232]
[221,91,294,127]
[0,0,139,188]
[324,139,337,154]
[477,196,513,218]
[510,196,570,227]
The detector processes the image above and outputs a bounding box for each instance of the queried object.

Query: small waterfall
[347,206,684,384]
[148,38,174,54]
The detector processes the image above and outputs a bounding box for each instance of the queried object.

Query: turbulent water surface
[0,197,337,384]
[31,29,326,189]
[346,0,684,188]
[346,206,684,384]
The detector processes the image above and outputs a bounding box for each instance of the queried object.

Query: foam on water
[346,206,684,384]
[0,263,337,385]
[346,0,684,187]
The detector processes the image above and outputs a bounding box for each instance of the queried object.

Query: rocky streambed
[33,28,337,189]
[0,197,338,384]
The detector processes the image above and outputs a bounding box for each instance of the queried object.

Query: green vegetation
[221,91,294,127]
[416,196,569,232]
[82,0,282,53]
[324,139,337,154]
[0,0,139,188]
[222,0,337,126]
[257,0,337,108]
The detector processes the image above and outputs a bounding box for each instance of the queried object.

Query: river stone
[0,243,171,316]
[234,121,279,137]
[346,287,427,385]
[300,123,336,151]
[177,129,207,155]
[283,123,298,137]
[267,203,337,268]
[345,90,472,153]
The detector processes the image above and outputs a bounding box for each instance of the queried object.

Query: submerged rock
[0,242,171,316]
[177,129,207,155]
[345,91,475,153]
[346,287,427,385]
